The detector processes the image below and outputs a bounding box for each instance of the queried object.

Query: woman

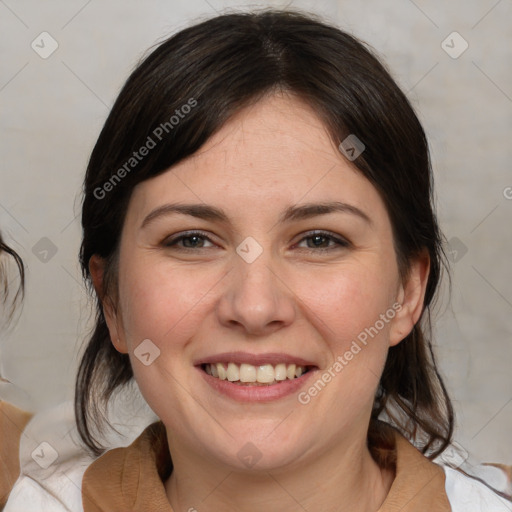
[72,9,512,511]
[0,233,33,507]
[0,233,24,329]
[3,8,511,511]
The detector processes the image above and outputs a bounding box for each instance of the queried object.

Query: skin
[91,92,429,512]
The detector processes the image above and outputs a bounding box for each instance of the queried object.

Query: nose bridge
[217,239,295,334]
[234,243,280,309]
[234,234,277,287]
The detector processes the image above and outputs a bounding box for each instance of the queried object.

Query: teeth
[240,363,257,383]
[226,362,240,382]
[205,362,308,384]
[257,364,275,384]
[216,363,227,380]
[274,363,287,381]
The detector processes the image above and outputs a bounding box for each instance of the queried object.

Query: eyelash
[163,230,350,253]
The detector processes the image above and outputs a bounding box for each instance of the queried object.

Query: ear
[89,254,128,354]
[389,250,430,347]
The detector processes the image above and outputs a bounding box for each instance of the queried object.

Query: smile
[196,352,318,401]
[202,362,310,385]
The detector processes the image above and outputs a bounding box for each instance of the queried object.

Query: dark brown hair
[0,232,25,327]
[76,8,453,457]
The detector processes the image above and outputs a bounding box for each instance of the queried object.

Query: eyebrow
[141,203,229,229]
[279,201,371,225]
[141,201,372,229]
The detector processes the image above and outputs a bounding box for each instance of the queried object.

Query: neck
[164,434,394,512]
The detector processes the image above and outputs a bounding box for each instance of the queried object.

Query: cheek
[299,261,396,345]
[290,264,397,434]
[294,260,397,408]
[115,262,222,415]
[116,260,221,350]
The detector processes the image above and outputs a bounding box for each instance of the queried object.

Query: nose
[216,251,296,336]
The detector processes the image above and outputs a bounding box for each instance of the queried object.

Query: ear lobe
[88,255,128,354]
[389,251,430,347]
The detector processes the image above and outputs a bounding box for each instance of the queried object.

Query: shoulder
[82,421,172,512]
[3,394,158,512]
[3,400,91,512]
[375,423,512,511]
[442,465,512,511]
[0,400,33,507]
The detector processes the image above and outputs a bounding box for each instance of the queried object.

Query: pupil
[185,236,201,247]
[311,235,325,247]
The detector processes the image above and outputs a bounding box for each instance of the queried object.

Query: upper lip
[195,352,318,368]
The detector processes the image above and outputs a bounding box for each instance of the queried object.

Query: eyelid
[162,230,217,248]
[294,230,351,250]
[162,229,350,251]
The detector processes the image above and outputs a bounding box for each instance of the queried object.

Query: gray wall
[1,0,510,464]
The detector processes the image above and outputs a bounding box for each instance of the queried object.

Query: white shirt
[5,399,511,512]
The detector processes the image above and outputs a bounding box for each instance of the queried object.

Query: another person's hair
[0,232,25,327]
[76,9,454,457]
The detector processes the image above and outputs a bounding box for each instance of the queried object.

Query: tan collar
[82,422,173,512]
[82,422,451,512]
[377,432,451,511]
[0,401,33,507]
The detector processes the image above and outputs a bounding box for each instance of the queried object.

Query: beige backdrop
[1,0,511,465]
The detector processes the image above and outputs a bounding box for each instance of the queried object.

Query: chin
[209,431,312,473]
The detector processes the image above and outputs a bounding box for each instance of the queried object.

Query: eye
[162,230,216,250]
[295,231,350,251]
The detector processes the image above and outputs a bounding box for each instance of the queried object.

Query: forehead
[186,92,341,180]
[128,92,388,228]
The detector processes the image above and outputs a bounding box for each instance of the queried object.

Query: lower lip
[197,367,317,402]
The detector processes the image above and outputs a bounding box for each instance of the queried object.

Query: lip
[195,351,317,367]
[195,352,319,403]
[198,368,318,402]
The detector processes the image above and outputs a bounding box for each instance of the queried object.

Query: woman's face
[98,92,427,471]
